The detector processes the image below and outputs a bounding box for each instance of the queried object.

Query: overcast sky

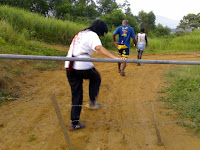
[117,0,200,21]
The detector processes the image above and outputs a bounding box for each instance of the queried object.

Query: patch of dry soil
[1,52,200,150]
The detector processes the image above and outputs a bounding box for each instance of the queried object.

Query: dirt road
[0,52,200,150]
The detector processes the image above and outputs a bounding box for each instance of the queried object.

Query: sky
[116,0,200,21]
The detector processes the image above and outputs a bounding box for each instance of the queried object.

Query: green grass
[0,19,67,56]
[0,16,67,102]
[28,134,36,142]
[0,42,67,56]
[0,91,17,104]
[147,30,200,53]
[0,5,115,49]
[33,60,63,71]
[0,5,86,45]
[1,5,200,52]
[159,66,200,134]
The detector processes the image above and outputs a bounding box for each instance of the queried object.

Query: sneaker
[88,101,102,109]
[120,71,126,76]
[69,122,85,131]
[118,69,121,73]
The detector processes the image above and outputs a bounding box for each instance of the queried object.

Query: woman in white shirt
[65,20,126,130]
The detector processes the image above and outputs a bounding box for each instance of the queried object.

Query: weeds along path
[1,52,200,150]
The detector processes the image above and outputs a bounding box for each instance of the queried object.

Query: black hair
[84,20,108,36]
[140,28,145,32]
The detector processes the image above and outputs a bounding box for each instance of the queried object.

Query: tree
[137,10,156,33]
[154,24,171,37]
[30,0,49,15]
[55,2,72,19]
[177,13,200,30]
[0,0,30,8]
[147,11,156,32]
[100,8,139,33]
[0,0,49,15]
[55,0,98,21]
[119,0,130,13]
[125,7,139,33]
[96,0,118,15]
[100,9,125,31]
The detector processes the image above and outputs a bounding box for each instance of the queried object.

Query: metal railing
[1,54,200,65]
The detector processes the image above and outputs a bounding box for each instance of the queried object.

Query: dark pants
[66,67,101,124]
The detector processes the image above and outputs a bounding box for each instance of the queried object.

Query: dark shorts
[117,45,129,58]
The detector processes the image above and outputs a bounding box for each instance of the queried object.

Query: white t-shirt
[65,30,102,70]
[137,33,146,45]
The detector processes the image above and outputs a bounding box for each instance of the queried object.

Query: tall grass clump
[0,20,26,44]
[0,5,115,49]
[170,30,200,51]
[147,29,200,53]
[100,32,115,50]
[160,66,200,134]
[0,5,86,45]
[0,19,66,56]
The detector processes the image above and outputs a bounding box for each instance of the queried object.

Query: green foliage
[150,23,171,37]
[0,5,86,45]
[0,17,67,102]
[125,13,139,33]
[178,13,200,30]
[160,66,200,133]
[100,9,139,33]
[56,0,98,21]
[2,5,199,53]
[96,0,118,14]
[33,61,62,71]
[0,37,6,44]
[74,17,91,26]
[0,0,49,15]
[3,65,24,74]
[100,32,115,50]
[147,29,200,53]
[0,17,66,74]
[137,10,156,34]
[0,42,67,56]
[0,97,6,104]
[101,9,125,31]
[174,31,188,37]
[0,5,128,50]
[0,91,16,104]
[28,134,36,142]
[0,20,25,44]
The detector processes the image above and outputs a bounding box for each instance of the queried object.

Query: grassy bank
[1,5,200,52]
[0,18,67,102]
[0,5,114,49]
[0,19,66,56]
[159,66,200,134]
[147,29,200,53]
[0,19,66,70]
[0,5,84,45]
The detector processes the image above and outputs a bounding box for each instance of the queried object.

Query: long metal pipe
[0,54,200,65]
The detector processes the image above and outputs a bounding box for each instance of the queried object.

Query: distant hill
[156,15,180,29]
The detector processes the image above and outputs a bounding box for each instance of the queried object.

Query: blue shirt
[113,26,135,49]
